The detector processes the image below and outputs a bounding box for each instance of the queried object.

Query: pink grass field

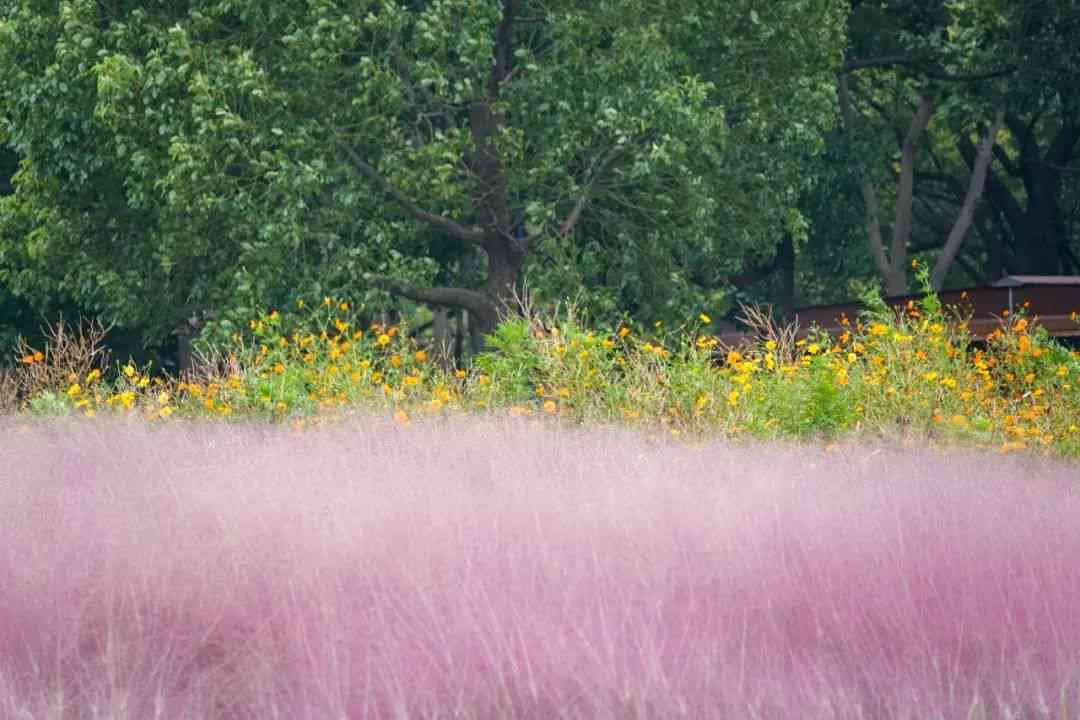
[2,416,1079,719]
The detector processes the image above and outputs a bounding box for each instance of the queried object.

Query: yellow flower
[478,375,490,386]
[765,339,777,351]
[339,302,349,311]
[727,389,739,407]
[923,371,938,382]
[807,343,820,355]
[66,383,81,397]
[699,313,711,324]
[415,350,427,362]
[455,369,467,379]
[618,326,630,338]
[403,375,420,386]
[335,319,349,333]
[323,296,332,307]
[86,369,102,383]
[869,323,888,337]
[273,363,285,375]
[137,376,150,388]
[377,334,391,346]
[726,350,742,365]
[123,364,136,378]
[394,409,410,425]
[157,391,170,406]
[542,400,557,414]
[390,354,402,367]
[158,406,175,418]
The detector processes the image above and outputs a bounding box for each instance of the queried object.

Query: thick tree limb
[334,137,487,245]
[931,109,1005,290]
[365,274,495,319]
[958,135,1026,233]
[890,94,935,293]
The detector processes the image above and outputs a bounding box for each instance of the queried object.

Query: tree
[0,0,848,358]
[827,0,1079,297]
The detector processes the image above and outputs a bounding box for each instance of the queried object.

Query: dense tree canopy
[0,0,1076,365]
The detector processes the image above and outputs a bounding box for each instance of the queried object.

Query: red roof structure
[718,275,1080,345]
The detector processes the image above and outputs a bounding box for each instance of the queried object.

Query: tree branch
[959,134,1025,231]
[556,144,625,237]
[889,94,934,293]
[334,137,487,245]
[843,55,1017,82]
[931,109,1005,290]
[365,274,495,319]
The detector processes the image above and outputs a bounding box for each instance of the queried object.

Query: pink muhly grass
[1,414,1079,719]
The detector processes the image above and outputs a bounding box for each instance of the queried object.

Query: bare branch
[366,274,498,323]
[931,109,1006,290]
[334,137,487,245]
[556,142,631,237]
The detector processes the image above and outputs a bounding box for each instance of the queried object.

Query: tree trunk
[963,116,1079,276]
[431,306,454,371]
[838,73,932,297]
[886,94,934,296]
